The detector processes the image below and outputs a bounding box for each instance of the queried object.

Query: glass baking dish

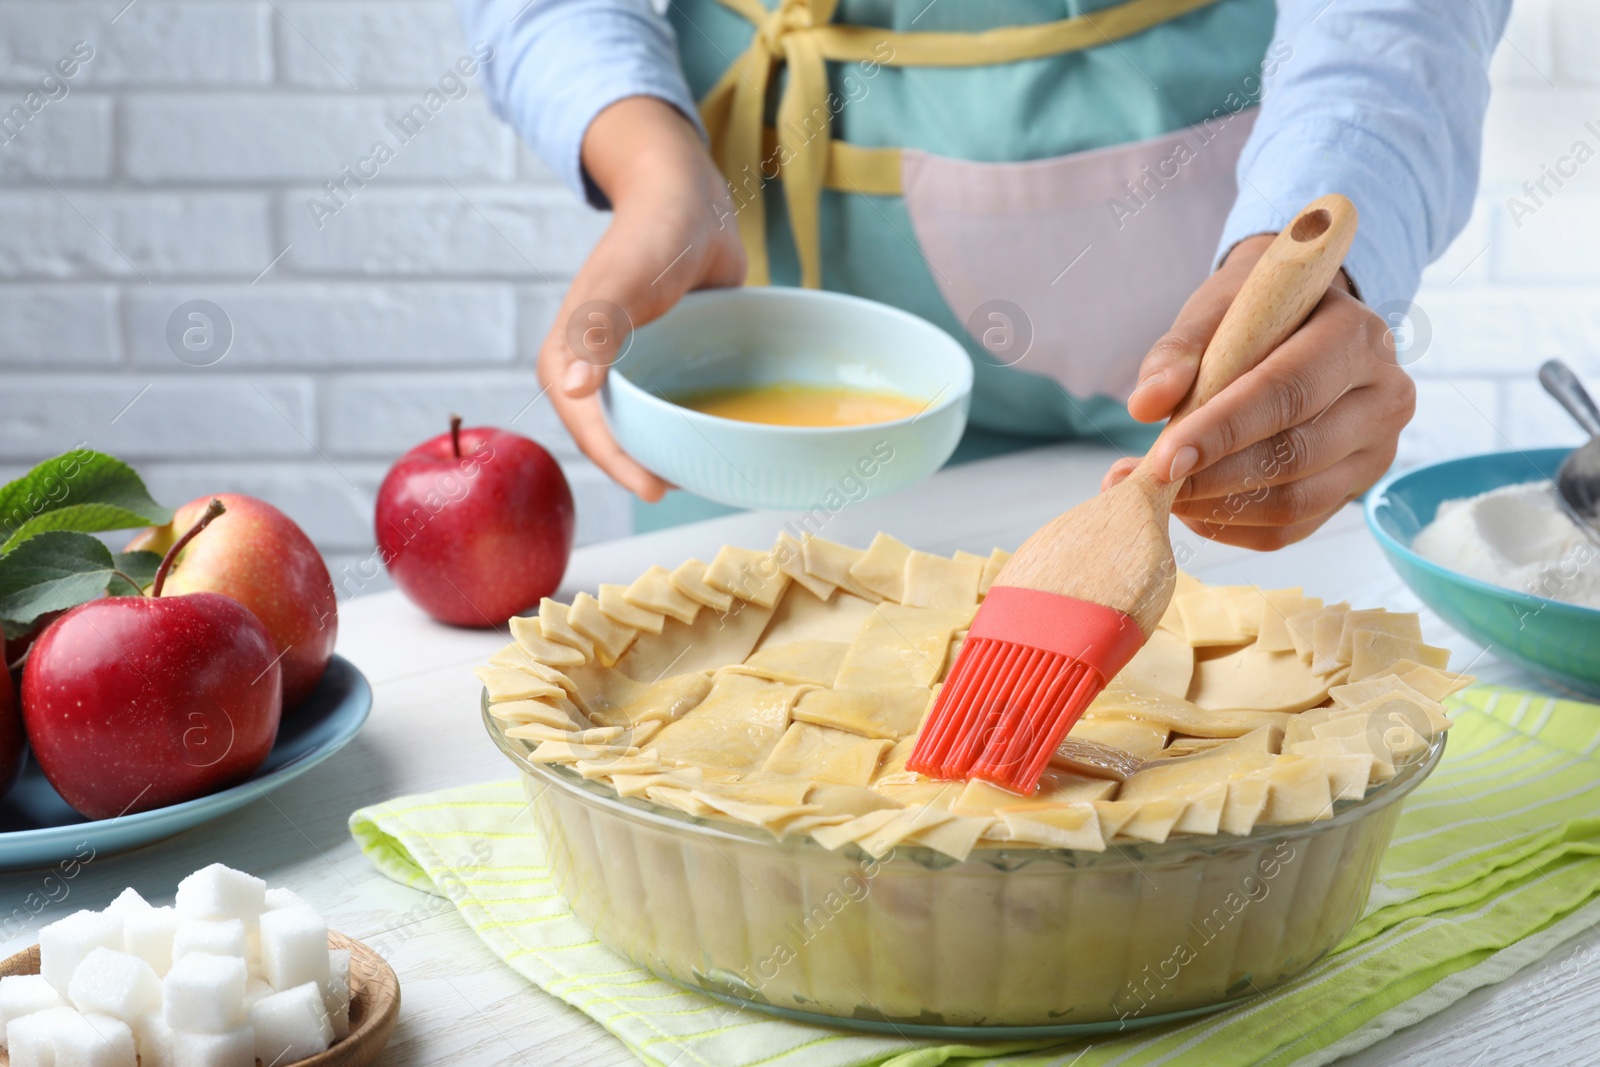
[484,698,1443,1038]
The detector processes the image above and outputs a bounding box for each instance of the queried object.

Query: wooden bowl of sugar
[0,931,399,1067]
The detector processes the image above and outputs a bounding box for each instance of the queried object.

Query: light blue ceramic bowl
[1365,448,1600,697]
[602,288,972,510]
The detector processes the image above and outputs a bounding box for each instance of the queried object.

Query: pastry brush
[908,194,1359,794]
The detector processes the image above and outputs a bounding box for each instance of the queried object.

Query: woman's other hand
[1103,233,1415,550]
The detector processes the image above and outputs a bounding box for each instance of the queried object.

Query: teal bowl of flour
[1366,448,1600,697]
[602,288,971,511]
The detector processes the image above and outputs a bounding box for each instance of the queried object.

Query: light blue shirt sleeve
[453,0,703,208]
[1218,0,1511,311]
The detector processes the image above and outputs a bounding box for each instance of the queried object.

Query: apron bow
[700,0,839,289]
[756,0,814,53]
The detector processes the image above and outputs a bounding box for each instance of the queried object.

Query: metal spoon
[1537,359,1600,542]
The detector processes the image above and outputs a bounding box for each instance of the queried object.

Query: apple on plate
[128,493,337,708]
[0,664,23,798]
[376,416,575,627]
[5,609,66,681]
[23,500,283,819]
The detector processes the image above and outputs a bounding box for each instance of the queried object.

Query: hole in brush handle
[1290,208,1332,242]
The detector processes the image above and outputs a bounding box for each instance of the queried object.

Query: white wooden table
[4,444,1595,1065]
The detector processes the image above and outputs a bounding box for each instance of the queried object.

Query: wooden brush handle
[990,194,1359,638]
[1162,194,1359,429]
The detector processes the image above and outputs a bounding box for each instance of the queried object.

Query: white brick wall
[0,0,1591,590]
[1404,0,1600,465]
[122,284,521,366]
[0,0,627,589]
[0,3,271,86]
[121,97,516,182]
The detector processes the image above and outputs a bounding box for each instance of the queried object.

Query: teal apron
[637,0,1278,530]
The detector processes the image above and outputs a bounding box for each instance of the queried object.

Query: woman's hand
[1103,233,1415,551]
[539,96,745,501]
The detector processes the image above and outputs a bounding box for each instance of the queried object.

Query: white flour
[1412,480,1600,608]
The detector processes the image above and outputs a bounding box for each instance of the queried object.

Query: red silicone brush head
[907,586,1147,794]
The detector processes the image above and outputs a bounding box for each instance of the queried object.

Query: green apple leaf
[0,530,123,630]
[0,450,173,554]
[108,550,163,596]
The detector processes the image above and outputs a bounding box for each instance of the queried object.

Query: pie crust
[480,534,1468,864]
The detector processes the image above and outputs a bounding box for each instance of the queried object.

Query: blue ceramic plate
[1365,448,1600,696]
[0,655,370,871]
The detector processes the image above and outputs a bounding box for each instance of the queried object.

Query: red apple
[0,665,23,798]
[376,417,574,626]
[5,609,66,678]
[23,501,283,819]
[128,493,337,708]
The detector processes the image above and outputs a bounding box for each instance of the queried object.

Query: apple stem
[152,498,226,598]
[449,414,463,459]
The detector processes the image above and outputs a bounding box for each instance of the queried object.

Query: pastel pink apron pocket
[901,108,1257,402]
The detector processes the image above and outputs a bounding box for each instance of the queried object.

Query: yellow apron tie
[701,0,840,287]
[699,0,1227,289]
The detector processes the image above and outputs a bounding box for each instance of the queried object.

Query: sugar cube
[58,1011,136,1067]
[244,978,272,1006]
[172,919,248,963]
[39,910,123,994]
[263,887,308,913]
[67,947,161,1021]
[169,1025,254,1067]
[104,888,151,918]
[323,948,351,1040]
[162,953,246,1034]
[0,974,68,1048]
[258,908,328,992]
[123,905,179,976]
[6,1006,80,1067]
[249,982,332,1066]
[134,1012,175,1067]
[174,865,265,924]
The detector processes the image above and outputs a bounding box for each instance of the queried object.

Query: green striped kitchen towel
[351,686,1600,1066]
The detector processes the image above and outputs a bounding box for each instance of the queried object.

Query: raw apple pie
[478,533,1469,860]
